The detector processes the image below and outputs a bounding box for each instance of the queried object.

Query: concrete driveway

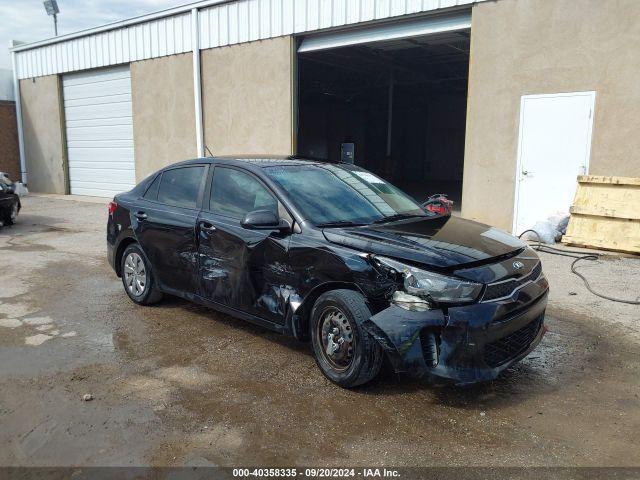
[0,195,639,467]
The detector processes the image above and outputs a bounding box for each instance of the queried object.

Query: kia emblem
[513,261,525,270]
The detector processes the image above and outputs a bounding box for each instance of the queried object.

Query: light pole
[43,0,60,36]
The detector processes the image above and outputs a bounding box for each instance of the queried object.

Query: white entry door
[513,92,596,235]
[62,66,135,197]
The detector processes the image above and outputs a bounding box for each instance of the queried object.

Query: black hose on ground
[518,229,640,305]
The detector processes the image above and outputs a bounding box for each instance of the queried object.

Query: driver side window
[209,167,278,219]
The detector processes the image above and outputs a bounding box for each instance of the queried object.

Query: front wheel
[120,243,163,305]
[310,289,383,388]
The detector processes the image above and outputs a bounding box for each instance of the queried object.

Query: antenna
[205,145,214,157]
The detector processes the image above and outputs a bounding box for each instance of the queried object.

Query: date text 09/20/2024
[232,468,401,477]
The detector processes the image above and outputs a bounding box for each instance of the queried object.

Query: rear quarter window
[143,174,161,201]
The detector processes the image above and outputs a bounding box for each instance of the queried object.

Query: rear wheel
[310,289,383,388]
[120,243,162,305]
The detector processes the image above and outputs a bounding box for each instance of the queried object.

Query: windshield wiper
[373,213,426,225]
[316,220,367,228]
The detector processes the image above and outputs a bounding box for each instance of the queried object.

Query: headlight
[373,256,483,306]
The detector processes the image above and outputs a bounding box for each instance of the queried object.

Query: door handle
[200,222,217,234]
[135,211,147,221]
[522,170,533,177]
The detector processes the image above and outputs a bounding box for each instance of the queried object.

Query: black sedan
[0,182,20,227]
[107,156,548,387]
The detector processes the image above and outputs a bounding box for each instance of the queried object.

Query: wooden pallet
[562,175,640,254]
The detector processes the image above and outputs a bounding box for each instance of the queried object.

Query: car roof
[165,155,331,170]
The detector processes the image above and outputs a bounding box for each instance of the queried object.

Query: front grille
[483,316,543,368]
[482,262,542,302]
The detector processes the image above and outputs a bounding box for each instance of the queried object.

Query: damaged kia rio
[107,157,548,388]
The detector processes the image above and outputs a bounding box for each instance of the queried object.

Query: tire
[120,243,163,305]
[310,289,383,388]
[3,201,19,225]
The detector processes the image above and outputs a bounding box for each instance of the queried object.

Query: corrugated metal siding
[198,0,478,49]
[16,13,191,79]
[16,0,482,79]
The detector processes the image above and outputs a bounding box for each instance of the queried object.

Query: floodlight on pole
[43,0,60,36]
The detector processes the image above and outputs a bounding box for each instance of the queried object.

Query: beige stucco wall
[19,76,66,194]
[201,37,293,156]
[131,53,197,181]
[462,0,640,231]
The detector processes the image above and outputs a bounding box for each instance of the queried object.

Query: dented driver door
[197,166,293,324]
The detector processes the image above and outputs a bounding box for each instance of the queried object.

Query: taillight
[108,201,117,215]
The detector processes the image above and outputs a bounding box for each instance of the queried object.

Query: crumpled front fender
[363,287,548,383]
[363,305,447,373]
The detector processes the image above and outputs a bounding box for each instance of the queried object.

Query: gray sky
[0,0,185,70]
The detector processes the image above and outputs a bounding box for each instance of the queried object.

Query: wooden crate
[562,175,640,254]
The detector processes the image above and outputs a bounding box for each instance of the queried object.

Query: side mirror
[241,209,290,232]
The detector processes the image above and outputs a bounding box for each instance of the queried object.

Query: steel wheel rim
[124,252,146,297]
[317,307,355,372]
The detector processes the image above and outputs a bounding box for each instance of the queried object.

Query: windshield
[264,163,427,226]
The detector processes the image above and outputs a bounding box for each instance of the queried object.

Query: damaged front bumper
[363,275,549,384]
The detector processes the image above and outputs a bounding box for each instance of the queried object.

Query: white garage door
[62,65,135,197]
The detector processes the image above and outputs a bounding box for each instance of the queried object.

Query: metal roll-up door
[62,65,135,197]
[298,12,472,53]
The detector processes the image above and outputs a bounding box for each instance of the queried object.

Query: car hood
[322,215,526,270]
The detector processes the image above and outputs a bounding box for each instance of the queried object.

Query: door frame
[512,91,596,234]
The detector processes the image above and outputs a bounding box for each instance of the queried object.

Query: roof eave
[9,0,229,53]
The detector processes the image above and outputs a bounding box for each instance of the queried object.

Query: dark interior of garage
[297,30,470,207]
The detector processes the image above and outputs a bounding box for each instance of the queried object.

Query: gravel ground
[540,248,640,341]
[0,195,639,468]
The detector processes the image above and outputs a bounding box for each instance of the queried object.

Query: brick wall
[0,101,20,181]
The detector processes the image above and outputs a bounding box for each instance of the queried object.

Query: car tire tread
[310,289,383,388]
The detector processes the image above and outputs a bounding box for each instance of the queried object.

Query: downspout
[191,8,204,158]
[11,50,27,185]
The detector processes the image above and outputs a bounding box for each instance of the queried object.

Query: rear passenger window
[157,166,205,209]
[210,167,277,218]
[143,174,161,200]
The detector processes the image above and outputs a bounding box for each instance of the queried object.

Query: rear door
[197,166,292,323]
[134,164,208,296]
